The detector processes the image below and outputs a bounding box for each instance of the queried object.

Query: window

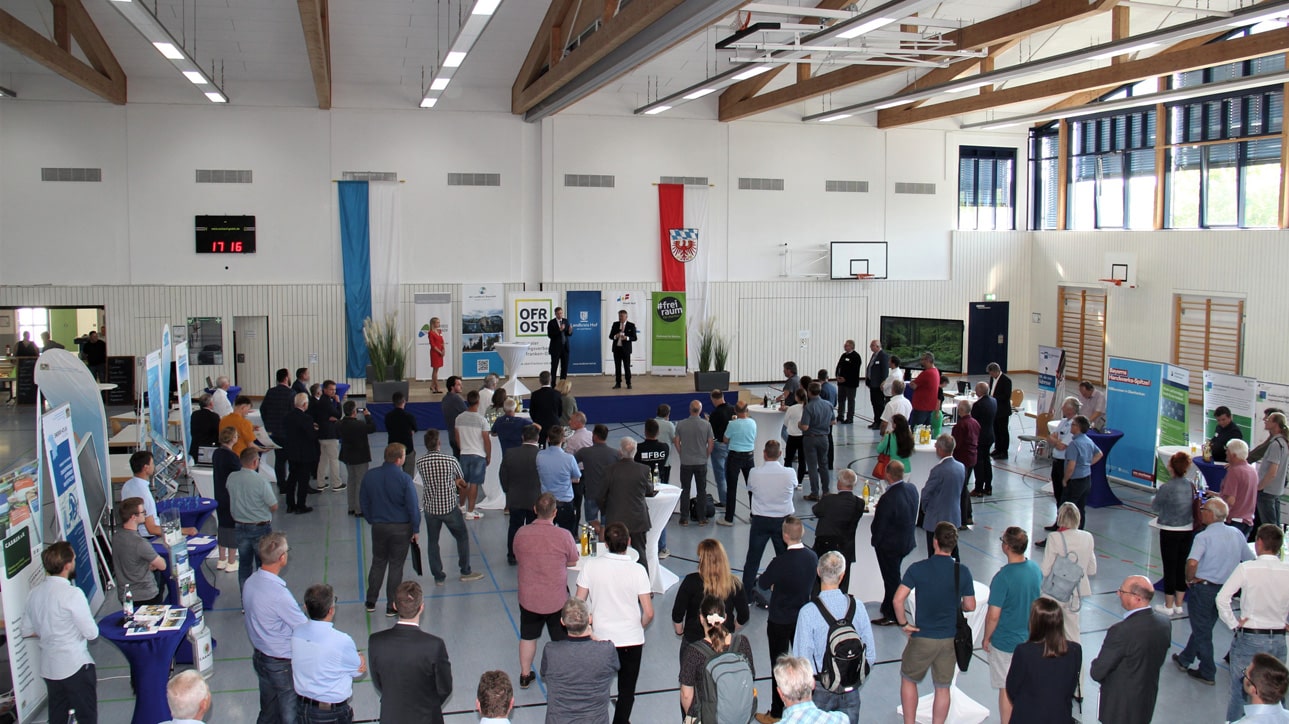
[958,146,1016,230]
[16,308,48,346]
[1068,111,1156,229]
[1058,287,1106,385]
[1031,130,1060,230]
[1172,294,1244,389]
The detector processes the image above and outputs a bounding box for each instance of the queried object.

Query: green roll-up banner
[651,291,687,375]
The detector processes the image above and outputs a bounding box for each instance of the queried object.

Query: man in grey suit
[1090,575,1171,724]
[920,434,965,559]
[597,437,654,573]
[500,424,543,566]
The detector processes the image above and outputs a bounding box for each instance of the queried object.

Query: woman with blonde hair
[428,316,445,393]
[1039,501,1097,701]
[556,379,578,428]
[671,539,750,663]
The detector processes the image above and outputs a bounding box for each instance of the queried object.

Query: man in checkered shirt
[416,429,485,586]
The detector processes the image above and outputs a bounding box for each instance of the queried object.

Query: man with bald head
[674,399,714,526]
[1090,575,1171,723]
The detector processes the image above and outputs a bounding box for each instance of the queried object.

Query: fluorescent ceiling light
[430,77,450,91]
[874,99,907,110]
[838,17,896,39]
[443,51,467,68]
[182,71,208,85]
[732,65,772,80]
[644,105,672,115]
[0,86,14,98]
[420,97,438,108]
[1091,42,1159,60]
[472,0,502,15]
[153,42,184,60]
[945,81,988,93]
[818,113,852,122]
[683,88,717,100]
[204,92,226,103]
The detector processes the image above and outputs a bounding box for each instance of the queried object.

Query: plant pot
[370,380,409,403]
[693,370,730,392]
[365,364,398,383]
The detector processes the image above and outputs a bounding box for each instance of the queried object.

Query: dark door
[967,302,1009,375]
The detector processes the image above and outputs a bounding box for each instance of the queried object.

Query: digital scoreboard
[195,215,256,254]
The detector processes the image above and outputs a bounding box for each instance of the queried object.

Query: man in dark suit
[871,460,919,626]
[1090,575,1171,724]
[499,424,543,565]
[188,393,221,460]
[282,392,318,514]
[260,368,295,485]
[970,380,998,496]
[812,468,865,593]
[920,434,965,558]
[369,580,453,724]
[528,371,562,449]
[547,306,572,381]
[834,339,863,425]
[608,309,638,389]
[597,438,654,573]
[292,367,310,395]
[987,362,1013,459]
[864,339,890,429]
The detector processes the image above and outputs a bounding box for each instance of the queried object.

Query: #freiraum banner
[566,291,602,376]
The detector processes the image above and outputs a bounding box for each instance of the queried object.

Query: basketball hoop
[854,273,875,281]
[1098,278,1135,288]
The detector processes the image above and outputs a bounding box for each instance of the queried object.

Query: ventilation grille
[660,176,709,186]
[342,171,398,182]
[738,177,784,191]
[41,167,101,182]
[894,182,936,195]
[564,174,615,188]
[826,180,869,193]
[196,169,253,184]
[447,172,501,187]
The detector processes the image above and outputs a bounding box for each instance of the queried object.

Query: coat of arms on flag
[669,228,699,263]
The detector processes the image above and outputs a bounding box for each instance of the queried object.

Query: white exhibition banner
[602,290,650,375]
[41,405,105,612]
[507,291,558,378]
[160,324,173,408]
[1257,380,1289,416]
[146,350,166,445]
[413,293,453,381]
[1036,346,1066,420]
[1203,370,1257,443]
[460,284,504,379]
[1,519,47,721]
[32,349,112,508]
[175,341,193,460]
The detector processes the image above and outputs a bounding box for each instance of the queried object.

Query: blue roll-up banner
[566,291,602,375]
[1106,357,1164,485]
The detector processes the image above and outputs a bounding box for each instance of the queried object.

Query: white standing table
[747,405,786,467]
[477,414,531,510]
[495,343,532,397]
[645,484,681,594]
[907,443,940,490]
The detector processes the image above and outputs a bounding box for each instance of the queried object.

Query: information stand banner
[414,293,453,381]
[1106,358,1165,485]
[160,325,172,408]
[1257,381,1289,417]
[603,290,649,374]
[32,349,112,510]
[1,519,46,721]
[650,292,687,375]
[1157,365,1191,480]
[175,341,192,460]
[42,405,104,610]
[1203,371,1257,443]
[507,292,558,378]
[146,350,165,445]
[1037,346,1066,419]
[460,284,504,379]
[566,291,602,376]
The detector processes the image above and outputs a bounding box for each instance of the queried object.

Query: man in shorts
[454,390,492,519]
[513,493,579,690]
[892,522,977,724]
[982,526,1042,723]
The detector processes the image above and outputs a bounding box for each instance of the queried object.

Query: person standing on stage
[608,310,637,389]
[548,306,573,381]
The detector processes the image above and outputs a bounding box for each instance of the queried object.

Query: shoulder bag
[953,562,973,671]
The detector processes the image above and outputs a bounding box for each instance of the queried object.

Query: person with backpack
[679,596,757,724]
[791,552,875,723]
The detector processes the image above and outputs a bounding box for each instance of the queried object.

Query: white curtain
[684,185,711,367]
[368,181,403,323]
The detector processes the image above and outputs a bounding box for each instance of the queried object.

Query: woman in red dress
[429,317,445,393]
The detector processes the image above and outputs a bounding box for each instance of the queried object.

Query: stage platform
[363,376,744,430]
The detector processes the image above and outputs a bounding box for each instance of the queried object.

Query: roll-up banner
[460,284,504,379]
[1203,371,1257,443]
[1257,381,1289,417]
[146,350,166,444]
[2,518,47,721]
[1157,364,1191,480]
[42,404,105,610]
[507,291,559,378]
[651,291,687,375]
[604,290,649,374]
[1037,346,1066,420]
[414,293,453,381]
[566,291,602,376]
[175,341,192,460]
[1106,357,1165,486]
[160,324,172,407]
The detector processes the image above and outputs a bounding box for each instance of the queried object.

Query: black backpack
[689,493,716,520]
[813,595,869,692]
[693,635,757,724]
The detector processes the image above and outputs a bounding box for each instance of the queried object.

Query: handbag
[872,435,892,479]
[953,562,973,671]
[1039,532,1085,612]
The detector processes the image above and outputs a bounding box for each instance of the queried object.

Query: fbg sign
[514,299,552,337]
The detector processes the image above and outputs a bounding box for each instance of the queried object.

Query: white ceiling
[0,0,1272,124]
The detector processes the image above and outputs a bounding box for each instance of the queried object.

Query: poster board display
[105,356,135,405]
[1257,381,1289,417]
[603,290,649,375]
[146,350,166,445]
[566,291,602,376]
[1106,358,1166,486]
[413,293,453,381]
[506,291,558,378]
[160,325,172,406]
[14,357,36,405]
[650,292,687,375]
[460,284,504,379]
[1157,364,1191,480]
[1037,346,1066,421]
[1203,370,1257,444]
[41,404,105,611]
[1,519,47,721]
[175,341,192,460]
[33,348,114,517]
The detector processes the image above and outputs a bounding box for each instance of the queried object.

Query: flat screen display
[195,215,255,254]
[880,316,965,373]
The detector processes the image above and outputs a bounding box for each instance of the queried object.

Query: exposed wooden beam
[890,40,1018,111]
[513,0,579,99]
[877,26,1289,128]
[0,0,125,104]
[797,56,811,82]
[297,0,331,110]
[1057,119,1069,229]
[1111,5,1130,64]
[52,0,68,51]
[1041,31,1224,112]
[717,0,855,109]
[720,0,1119,122]
[603,0,620,25]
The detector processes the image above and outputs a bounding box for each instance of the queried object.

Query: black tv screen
[195,215,255,254]
[880,316,965,373]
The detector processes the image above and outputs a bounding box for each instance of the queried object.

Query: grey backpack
[1040,532,1085,611]
[693,636,757,724]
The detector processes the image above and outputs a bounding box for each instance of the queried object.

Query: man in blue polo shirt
[1039,415,1101,551]
[536,425,581,536]
[292,583,366,722]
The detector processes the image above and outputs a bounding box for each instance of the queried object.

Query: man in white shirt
[26,541,99,724]
[1077,381,1107,430]
[742,440,798,608]
[455,390,493,519]
[880,379,912,434]
[164,670,212,724]
[211,376,234,418]
[1235,654,1289,724]
[1218,524,1289,722]
[563,412,593,454]
[120,451,195,538]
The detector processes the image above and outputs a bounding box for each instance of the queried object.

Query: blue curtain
[338,181,371,378]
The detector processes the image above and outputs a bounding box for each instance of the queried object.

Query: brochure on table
[1,519,47,722]
[165,527,215,675]
[506,291,558,378]
[460,284,504,379]
[1105,358,1190,486]
[1203,371,1257,445]
[1036,346,1066,421]
[41,404,104,610]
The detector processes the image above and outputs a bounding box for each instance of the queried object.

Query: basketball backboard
[830,242,888,280]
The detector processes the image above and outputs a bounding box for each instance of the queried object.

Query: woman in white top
[881,355,904,397]
[576,522,654,724]
[1040,502,1097,701]
[780,388,807,484]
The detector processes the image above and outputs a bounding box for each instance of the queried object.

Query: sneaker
[226,558,238,572]
[1174,606,1185,616]
[716,519,733,527]
[519,671,537,689]
[1154,604,1178,617]
[658,548,670,560]
[331,483,347,492]
[385,606,397,617]
[216,560,229,571]
[465,510,483,520]
[365,602,376,613]
[461,571,485,582]
[1172,653,1190,672]
[435,578,446,587]
[507,555,518,566]
[713,501,725,509]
